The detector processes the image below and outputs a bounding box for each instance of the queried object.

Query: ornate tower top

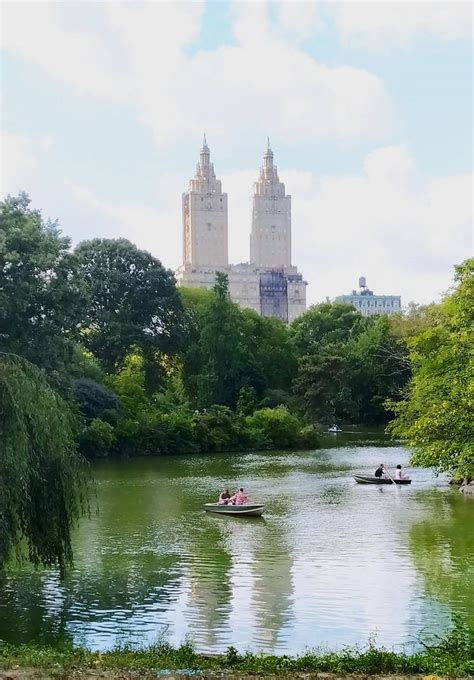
[256,141,284,194]
[264,137,274,173]
[192,136,218,187]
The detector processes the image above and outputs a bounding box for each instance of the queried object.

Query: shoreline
[1,627,472,678]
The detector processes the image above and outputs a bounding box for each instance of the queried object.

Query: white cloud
[1,1,393,148]
[67,143,473,307]
[1,3,131,99]
[276,1,325,42]
[0,131,52,196]
[289,144,473,304]
[66,179,183,268]
[334,1,473,50]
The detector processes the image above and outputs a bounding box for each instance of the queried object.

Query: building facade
[250,141,291,268]
[182,135,228,267]
[176,138,306,323]
[335,277,401,317]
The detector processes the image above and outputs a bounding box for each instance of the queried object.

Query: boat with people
[353,475,411,485]
[206,486,264,516]
[328,424,342,433]
[204,503,265,517]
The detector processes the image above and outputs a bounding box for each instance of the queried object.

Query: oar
[383,466,397,485]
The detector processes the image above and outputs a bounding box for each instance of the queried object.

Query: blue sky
[1,1,472,305]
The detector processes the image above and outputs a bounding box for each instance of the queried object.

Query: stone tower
[250,140,291,268]
[182,135,228,267]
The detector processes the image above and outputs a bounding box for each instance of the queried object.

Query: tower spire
[199,134,210,169]
[264,137,274,172]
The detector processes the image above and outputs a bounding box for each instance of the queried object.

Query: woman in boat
[218,489,231,505]
[395,465,410,480]
[230,488,248,505]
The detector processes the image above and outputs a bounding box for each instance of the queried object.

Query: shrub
[78,418,116,458]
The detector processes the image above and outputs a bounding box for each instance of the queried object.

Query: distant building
[176,137,306,323]
[335,277,401,317]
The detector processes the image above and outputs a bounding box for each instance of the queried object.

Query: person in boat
[230,488,248,505]
[374,464,385,478]
[218,489,231,505]
[395,464,410,480]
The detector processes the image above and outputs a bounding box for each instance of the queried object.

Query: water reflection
[0,442,472,653]
[410,491,474,631]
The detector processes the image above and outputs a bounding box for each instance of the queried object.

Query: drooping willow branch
[0,353,89,575]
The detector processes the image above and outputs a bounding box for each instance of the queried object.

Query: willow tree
[0,354,88,573]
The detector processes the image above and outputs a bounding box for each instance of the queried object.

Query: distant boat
[328,424,342,433]
[204,503,265,517]
[353,475,411,485]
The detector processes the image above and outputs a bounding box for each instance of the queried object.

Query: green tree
[292,345,356,423]
[187,272,246,408]
[236,386,258,416]
[0,354,88,573]
[347,316,410,424]
[77,418,116,458]
[290,302,363,356]
[0,194,85,381]
[73,377,120,425]
[74,238,188,372]
[246,406,319,450]
[105,352,153,444]
[388,259,474,480]
[240,309,297,393]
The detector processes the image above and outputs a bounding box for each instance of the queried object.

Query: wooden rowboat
[204,503,265,517]
[353,475,411,485]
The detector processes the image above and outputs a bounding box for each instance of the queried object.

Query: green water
[0,432,473,654]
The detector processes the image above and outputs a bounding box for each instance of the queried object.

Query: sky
[1,0,472,306]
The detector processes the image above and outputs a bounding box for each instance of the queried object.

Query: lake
[1,432,473,654]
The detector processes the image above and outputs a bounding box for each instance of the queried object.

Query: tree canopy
[74,238,188,371]
[388,259,474,479]
[0,194,85,380]
[291,304,409,425]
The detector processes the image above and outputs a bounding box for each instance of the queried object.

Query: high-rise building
[176,139,306,323]
[250,140,291,268]
[182,135,228,267]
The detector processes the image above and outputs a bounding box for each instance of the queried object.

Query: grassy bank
[1,620,472,677]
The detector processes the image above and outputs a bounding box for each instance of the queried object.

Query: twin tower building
[176,137,306,323]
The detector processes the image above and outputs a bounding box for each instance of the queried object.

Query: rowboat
[204,503,265,517]
[353,475,411,485]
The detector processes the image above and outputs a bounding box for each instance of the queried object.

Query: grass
[0,617,472,677]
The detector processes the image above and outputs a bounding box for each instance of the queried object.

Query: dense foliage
[0,354,87,573]
[292,308,409,425]
[389,259,474,480]
[74,238,188,373]
[0,193,85,384]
